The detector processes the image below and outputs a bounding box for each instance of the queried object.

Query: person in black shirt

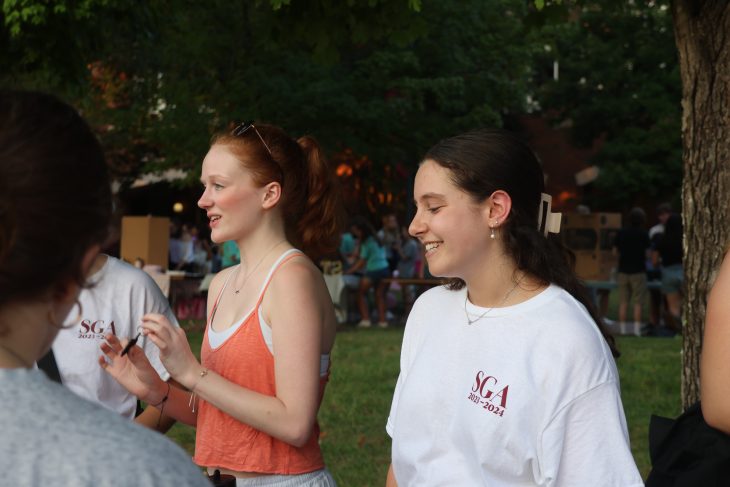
[613,207,650,335]
[652,213,683,331]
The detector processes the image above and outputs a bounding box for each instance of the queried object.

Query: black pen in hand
[120,331,141,357]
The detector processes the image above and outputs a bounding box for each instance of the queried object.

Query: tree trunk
[671,0,730,410]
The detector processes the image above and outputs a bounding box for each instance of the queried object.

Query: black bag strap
[37,348,63,384]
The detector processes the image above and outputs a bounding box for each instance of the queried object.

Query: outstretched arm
[701,250,730,433]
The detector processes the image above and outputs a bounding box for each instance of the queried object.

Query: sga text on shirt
[467,370,509,417]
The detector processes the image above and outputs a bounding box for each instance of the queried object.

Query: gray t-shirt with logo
[0,368,209,487]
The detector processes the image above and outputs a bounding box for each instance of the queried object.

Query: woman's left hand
[141,313,201,388]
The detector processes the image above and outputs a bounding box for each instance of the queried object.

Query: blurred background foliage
[1,0,681,217]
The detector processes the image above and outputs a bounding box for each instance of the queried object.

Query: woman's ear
[261,182,282,210]
[485,190,512,228]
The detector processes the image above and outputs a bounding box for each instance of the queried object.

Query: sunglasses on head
[231,120,273,156]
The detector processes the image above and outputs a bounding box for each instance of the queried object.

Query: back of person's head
[212,123,341,259]
[663,213,683,242]
[628,207,646,228]
[0,91,112,311]
[656,202,672,224]
[381,212,398,230]
[656,202,672,216]
[424,128,618,356]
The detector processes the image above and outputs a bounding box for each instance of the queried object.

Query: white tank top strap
[207,248,303,348]
[255,248,303,306]
[255,248,331,377]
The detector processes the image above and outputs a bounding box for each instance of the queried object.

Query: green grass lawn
[168,323,681,486]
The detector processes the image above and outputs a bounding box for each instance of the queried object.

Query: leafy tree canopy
[4,1,533,190]
[3,0,682,216]
[530,0,682,210]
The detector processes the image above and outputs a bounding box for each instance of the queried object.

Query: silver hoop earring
[48,299,83,329]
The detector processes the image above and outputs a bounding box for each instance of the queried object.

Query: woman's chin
[209,229,228,244]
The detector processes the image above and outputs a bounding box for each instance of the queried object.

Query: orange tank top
[192,250,329,474]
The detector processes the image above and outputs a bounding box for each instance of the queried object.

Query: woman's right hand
[99,334,166,404]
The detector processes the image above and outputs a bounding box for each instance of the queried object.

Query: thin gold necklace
[232,240,286,295]
[464,276,524,326]
[0,342,33,368]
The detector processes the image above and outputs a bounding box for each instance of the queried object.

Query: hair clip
[537,193,562,236]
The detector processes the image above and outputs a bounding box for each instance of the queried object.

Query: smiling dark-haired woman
[0,91,209,487]
[385,129,643,486]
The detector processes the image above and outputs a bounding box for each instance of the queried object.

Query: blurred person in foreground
[701,244,730,433]
[0,90,208,486]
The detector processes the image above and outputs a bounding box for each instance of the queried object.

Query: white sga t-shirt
[53,256,178,419]
[387,285,643,487]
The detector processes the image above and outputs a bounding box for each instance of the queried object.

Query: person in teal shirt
[344,217,391,328]
[221,240,240,268]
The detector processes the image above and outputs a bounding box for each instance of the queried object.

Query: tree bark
[671,0,730,410]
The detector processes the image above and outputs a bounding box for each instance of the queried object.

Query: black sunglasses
[231,120,273,156]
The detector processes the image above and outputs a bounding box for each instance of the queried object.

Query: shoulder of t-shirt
[527,286,610,344]
[18,373,205,485]
[540,286,618,373]
[105,257,168,296]
[407,285,454,326]
[544,287,594,323]
[104,257,153,281]
[80,406,204,483]
[105,257,178,322]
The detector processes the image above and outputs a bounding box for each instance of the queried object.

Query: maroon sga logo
[77,319,117,339]
[466,370,509,417]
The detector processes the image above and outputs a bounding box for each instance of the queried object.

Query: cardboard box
[561,213,621,281]
[120,216,170,269]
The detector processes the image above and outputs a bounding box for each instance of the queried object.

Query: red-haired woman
[102,122,340,486]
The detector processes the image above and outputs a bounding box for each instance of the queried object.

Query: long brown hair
[0,91,112,313]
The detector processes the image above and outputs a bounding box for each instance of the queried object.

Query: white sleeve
[137,271,179,382]
[386,298,423,437]
[386,369,405,438]
[539,382,643,487]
